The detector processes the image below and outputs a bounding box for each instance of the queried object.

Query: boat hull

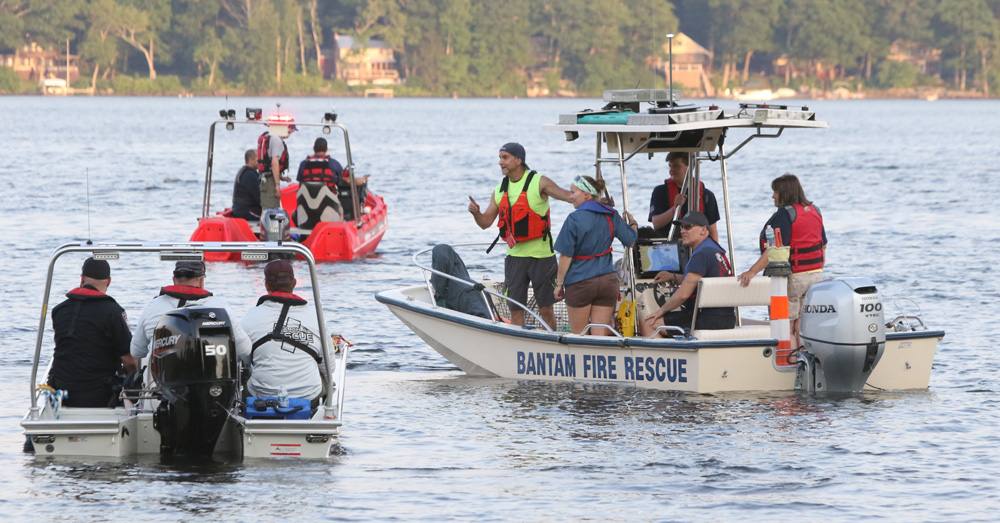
[191,190,388,262]
[376,286,943,393]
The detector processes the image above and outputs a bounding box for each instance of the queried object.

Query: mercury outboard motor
[151,307,239,457]
[796,277,885,393]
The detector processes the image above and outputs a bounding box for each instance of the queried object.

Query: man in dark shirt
[47,258,136,407]
[641,212,735,336]
[232,149,262,220]
[648,152,721,242]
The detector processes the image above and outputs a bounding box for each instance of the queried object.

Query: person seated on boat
[257,120,295,211]
[130,261,252,367]
[46,258,137,408]
[232,149,262,221]
[640,212,736,337]
[241,260,327,404]
[467,142,572,328]
[737,173,827,349]
[296,138,369,221]
[294,138,345,229]
[648,152,720,242]
[552,175,638,335]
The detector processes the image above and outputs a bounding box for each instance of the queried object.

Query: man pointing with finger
[468,142,571,328]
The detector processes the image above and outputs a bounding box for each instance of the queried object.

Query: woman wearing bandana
[553,175,638,335]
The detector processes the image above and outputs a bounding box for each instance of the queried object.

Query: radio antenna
[86,168,92,245]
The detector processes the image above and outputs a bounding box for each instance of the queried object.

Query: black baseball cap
[82,257,110,279]
[173,260,206,278]
[672,211,709,228]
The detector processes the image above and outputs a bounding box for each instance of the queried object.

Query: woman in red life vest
[552,175,638,335]
[737,173,827,349]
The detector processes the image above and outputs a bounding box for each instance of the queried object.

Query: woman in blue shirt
[553,175,638,335]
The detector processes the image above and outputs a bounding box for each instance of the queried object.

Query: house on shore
[886,40,941,78]
[320,35,401,86]
[652,33,714,97]
[1,42,79,90]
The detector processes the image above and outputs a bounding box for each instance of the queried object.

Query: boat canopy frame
[27,241,347,421]
[541,95,829,320]
[201,113,364,231]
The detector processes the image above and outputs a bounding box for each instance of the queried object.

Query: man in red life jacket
[648,152,721,242]
[737,173,827,349]
[130,261,251,365]
[468,142,571,328]
[258,121,296,211]
[47,258,136,407]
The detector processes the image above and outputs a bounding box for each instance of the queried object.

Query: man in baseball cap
[131,260,251,370]
[242,259,327,403]
[47,258,136,407]
[641,211,736,336]
[466,142,572,328]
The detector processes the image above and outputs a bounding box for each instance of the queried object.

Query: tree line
[1,0,998,96]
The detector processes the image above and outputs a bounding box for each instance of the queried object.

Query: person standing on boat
[47,258,137,407]
[552,175,638,335]
[467,142,571,328]
[257,120,296,211]
[232,149,262,220]
[648,152,720,242]
[130,261,252,365]
[241,260,326,403]
[641,212,736,336]
[737,173,827,349]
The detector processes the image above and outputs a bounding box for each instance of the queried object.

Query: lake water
[1,95,999,520]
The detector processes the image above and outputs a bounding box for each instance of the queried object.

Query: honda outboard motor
[151,307,239,457]
[796,277,885,393]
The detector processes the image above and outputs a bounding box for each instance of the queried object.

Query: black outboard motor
[796,277,885,393]
[151,307,239,458]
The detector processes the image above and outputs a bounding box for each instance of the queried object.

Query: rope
[36,384,68,420]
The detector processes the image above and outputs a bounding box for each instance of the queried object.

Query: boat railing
[580,323,623,338]
[28,241,346,422]
[412,243,557,332]
[651,325,687,338]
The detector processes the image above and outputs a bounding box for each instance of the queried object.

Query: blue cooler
[246,397,312,420]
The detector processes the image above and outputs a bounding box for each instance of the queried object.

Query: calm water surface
[1,96,999,521]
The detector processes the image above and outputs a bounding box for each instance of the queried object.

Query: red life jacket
[160,285,213,307]
[668,179,706,213]
[257,132,289,174]
[495,170,550,249]
[785,203,824,272]
[571,214,614,260]
[299,154,339,193]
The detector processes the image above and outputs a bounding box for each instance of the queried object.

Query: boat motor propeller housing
[151,306,239,457]
[796,277,885,393]
[260,208,294,259]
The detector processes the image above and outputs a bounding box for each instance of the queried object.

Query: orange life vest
[494,170,551,249]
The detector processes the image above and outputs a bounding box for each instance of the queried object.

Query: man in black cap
[467,142,571,327]
[47,258,136,407]
[641,211,736,336]
[241,260,326,402]
[130,260,251,365]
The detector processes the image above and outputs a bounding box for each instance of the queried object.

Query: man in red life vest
[648,152,721,242]
[47,258,136,407]
[468,142,571,328]
[737,173,827,349]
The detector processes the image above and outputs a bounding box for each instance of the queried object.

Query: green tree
[936,0,996,91]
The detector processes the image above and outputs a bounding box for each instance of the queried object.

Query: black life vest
[250,293,322,365]
[62,285,118,337]
[257,132,289,174]
[159,285,213,307]
[232,165,260,210]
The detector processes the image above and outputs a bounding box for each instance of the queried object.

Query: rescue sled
[377,89,945,393]
[189,109,388,262]
[22,241,349,459]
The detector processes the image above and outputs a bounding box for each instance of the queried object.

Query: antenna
[86,168,92,245]
[666,33,675,107]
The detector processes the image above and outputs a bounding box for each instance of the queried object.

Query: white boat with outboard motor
[376,89,944,394]
[190,107,388,262]
[22,241,348,459]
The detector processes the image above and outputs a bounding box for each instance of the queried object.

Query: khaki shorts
[788,271,824,320]
[564,273,619,308]
[259,172,281,210]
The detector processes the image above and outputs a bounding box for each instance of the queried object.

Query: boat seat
[294,182,343,231]
[690,277,773,340]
